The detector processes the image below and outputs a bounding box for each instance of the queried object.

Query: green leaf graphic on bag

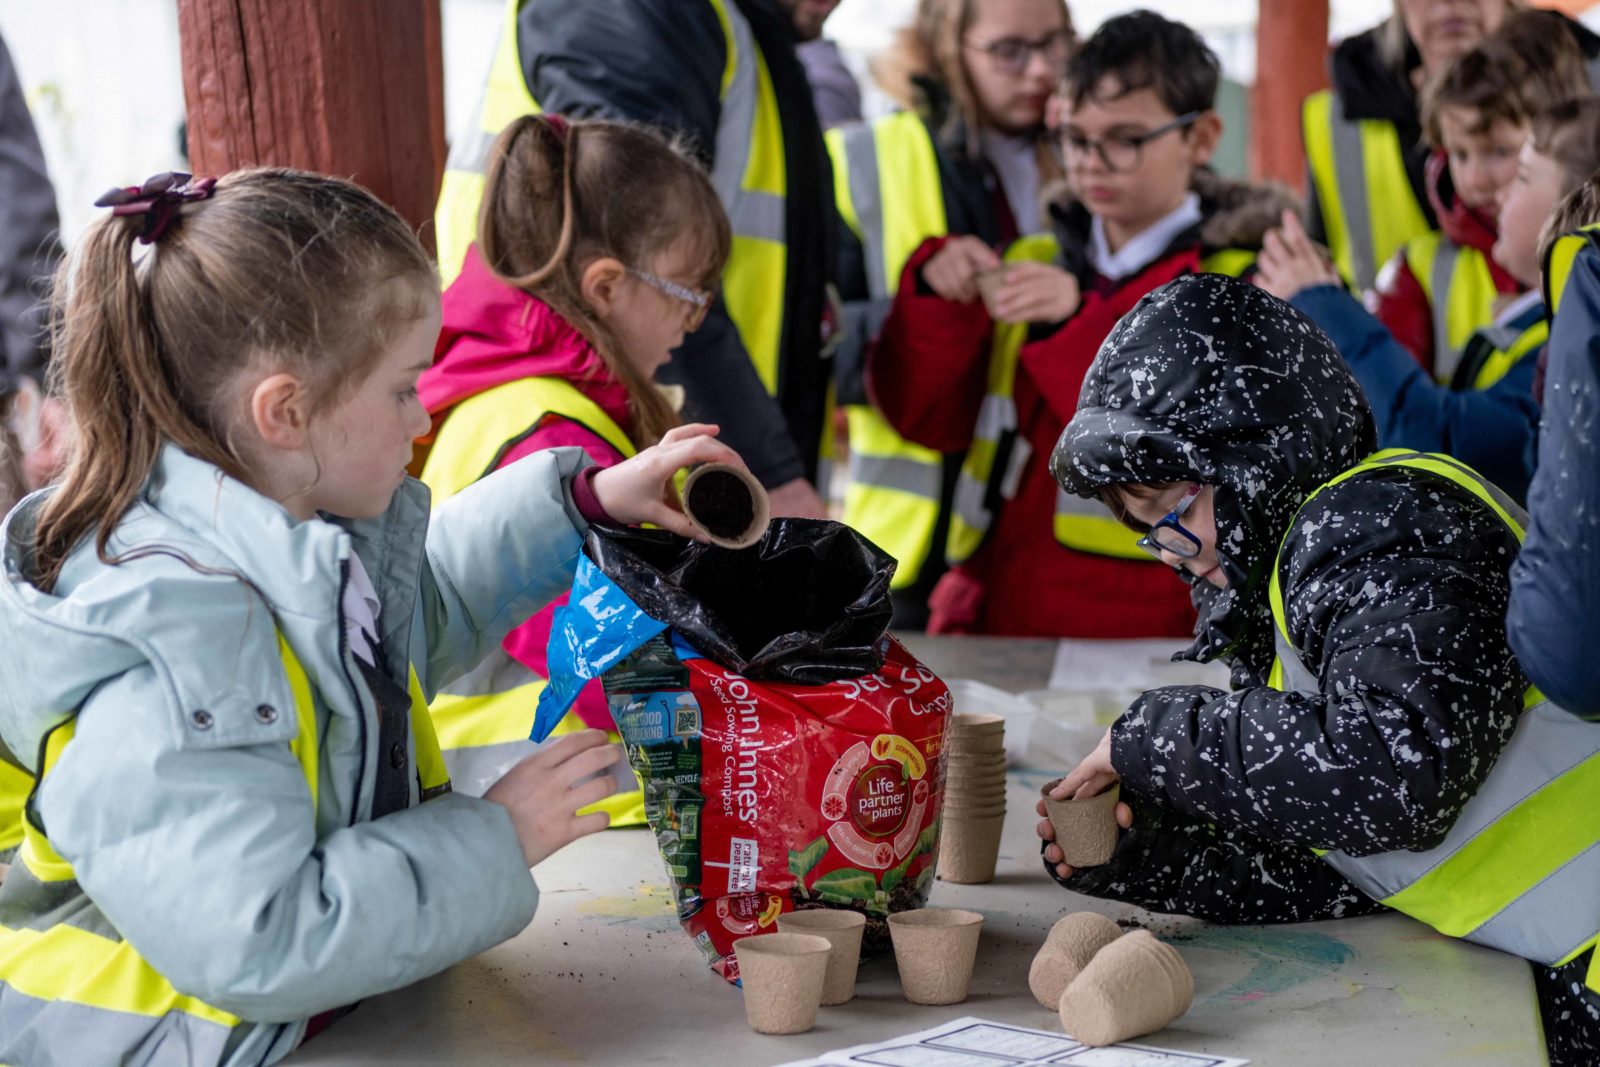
[789,835,829,887]
[809,867,879,905]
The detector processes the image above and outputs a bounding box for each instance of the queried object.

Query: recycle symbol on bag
[821,735,933,871]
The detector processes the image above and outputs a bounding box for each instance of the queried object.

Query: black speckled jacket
[1045,273,1527,925]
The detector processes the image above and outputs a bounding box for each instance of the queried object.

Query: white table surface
[285,636,1543,1066]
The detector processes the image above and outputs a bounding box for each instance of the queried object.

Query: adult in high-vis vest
[829,0,1072,629]
[1368,12,1594,383]
[0,443,634,1066]
[435,0,839,518]
[1044,274,1599,1067]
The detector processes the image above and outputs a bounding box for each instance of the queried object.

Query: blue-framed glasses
[1136,483,1205,560]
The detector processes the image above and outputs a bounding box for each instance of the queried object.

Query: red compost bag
[604,631,951,982]
[572,520,952,982]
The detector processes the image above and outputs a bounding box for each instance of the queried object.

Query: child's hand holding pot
[590,423,746,542]
[1035,728,1134,880]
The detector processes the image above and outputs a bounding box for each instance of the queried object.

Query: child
[418,115,730,823]
[0,168,743,1065]
[1257,97,1600,503]
[867,10,1292,637]
[1372,10,1588,381]
[834,0,1074,630]
[1508,173,1600,728]
[1038,273,1600,1067]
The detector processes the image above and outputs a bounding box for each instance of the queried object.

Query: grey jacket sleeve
[1508,242,1600,718]
[0,32,61,384]
[517,0,807,488]
[41,662,537,1022]
[414,447,591,695]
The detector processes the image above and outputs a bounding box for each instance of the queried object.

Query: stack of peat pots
[936,712,1007,883]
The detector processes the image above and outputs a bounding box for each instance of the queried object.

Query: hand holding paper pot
[681,462,771,548]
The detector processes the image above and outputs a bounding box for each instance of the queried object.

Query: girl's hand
[992,262,1081,323]
[484,729,625,867]
[1255,209,1341,302]
[1034,728,1132,881]
[590,423,745,541]
[922,236,1002,304]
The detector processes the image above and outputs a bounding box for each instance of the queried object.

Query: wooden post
[176,0,446,255]
[1251,0,1330,191]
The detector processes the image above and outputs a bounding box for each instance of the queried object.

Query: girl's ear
[580,257,629,320]
[250,373,313,451]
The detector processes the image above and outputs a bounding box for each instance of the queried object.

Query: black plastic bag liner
[583,518,895,683]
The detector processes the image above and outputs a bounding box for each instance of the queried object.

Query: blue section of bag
[533,554,666,741]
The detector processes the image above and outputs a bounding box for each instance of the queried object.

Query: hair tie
[543,114,570,140]
[94,172,219,245]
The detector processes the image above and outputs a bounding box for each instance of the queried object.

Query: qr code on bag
[673,694,701,738]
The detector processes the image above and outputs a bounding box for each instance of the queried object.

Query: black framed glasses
[1058,111,1203,173]
[628,267,713,331]
[962,29,1073,77]
[1136,483,1205,560]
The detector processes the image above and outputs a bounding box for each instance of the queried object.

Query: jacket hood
[1047,169,1301,278]
[422,244,632,434]
[1050,273,1376,670]
[1425,151,1498,254]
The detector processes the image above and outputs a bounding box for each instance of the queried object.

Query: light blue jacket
[0,442,594,1066]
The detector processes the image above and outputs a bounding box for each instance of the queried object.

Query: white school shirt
[341,549,382,667]
[980,128,1042,237]
[1089,193,1203,282]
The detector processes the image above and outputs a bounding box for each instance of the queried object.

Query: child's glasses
[1058,111,1203,173]
[628,268,713,331]
[963,29,1073,77]
[1136,483,1205,560]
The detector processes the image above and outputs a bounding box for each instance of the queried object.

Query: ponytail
[477,115,731,449]
[34,216,240,590]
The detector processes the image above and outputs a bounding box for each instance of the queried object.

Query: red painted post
[1251,0,1330,191]
[175,0,446,256]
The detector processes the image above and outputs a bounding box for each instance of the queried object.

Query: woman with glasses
[831,0,1073,630]
[1039,274,1600,1067]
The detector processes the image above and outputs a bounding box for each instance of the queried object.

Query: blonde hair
[35,168,436,590]
[478,116,731,448]
[1539,172,1600,270]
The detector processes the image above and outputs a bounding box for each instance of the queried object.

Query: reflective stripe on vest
[830,112,950,588]
[1403,232,1499,384]
[1303,90,1433,293]
[1267,449,1600,991]
[1543,224,1600,316]
[1453,301,1548,393]
[0,637,454,1060]
[434,0,787,397]
[419,376,644,823]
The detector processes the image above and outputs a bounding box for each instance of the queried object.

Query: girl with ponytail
[417,115,733,819]
[0,166,743,1065]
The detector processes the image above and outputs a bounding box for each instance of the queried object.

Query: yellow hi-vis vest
[828,111,950,589]
[1400,232,1499,384]
[0,639,452,1056]
[435,0,789,400]
[1543,223,1600,317]
[0,743,27,859]
[1269,449,1600,993]
[419,375,645,826]
[946,239,1256,566]
[1451,296,1548,393]
[1303,89,1433,294]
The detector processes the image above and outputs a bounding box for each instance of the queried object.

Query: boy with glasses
[867,10,1293,639]
[1039,273,1600,1067]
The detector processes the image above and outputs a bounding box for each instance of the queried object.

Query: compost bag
[536,520,952,983]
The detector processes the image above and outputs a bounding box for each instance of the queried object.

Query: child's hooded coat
[1047,274,1528,919]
